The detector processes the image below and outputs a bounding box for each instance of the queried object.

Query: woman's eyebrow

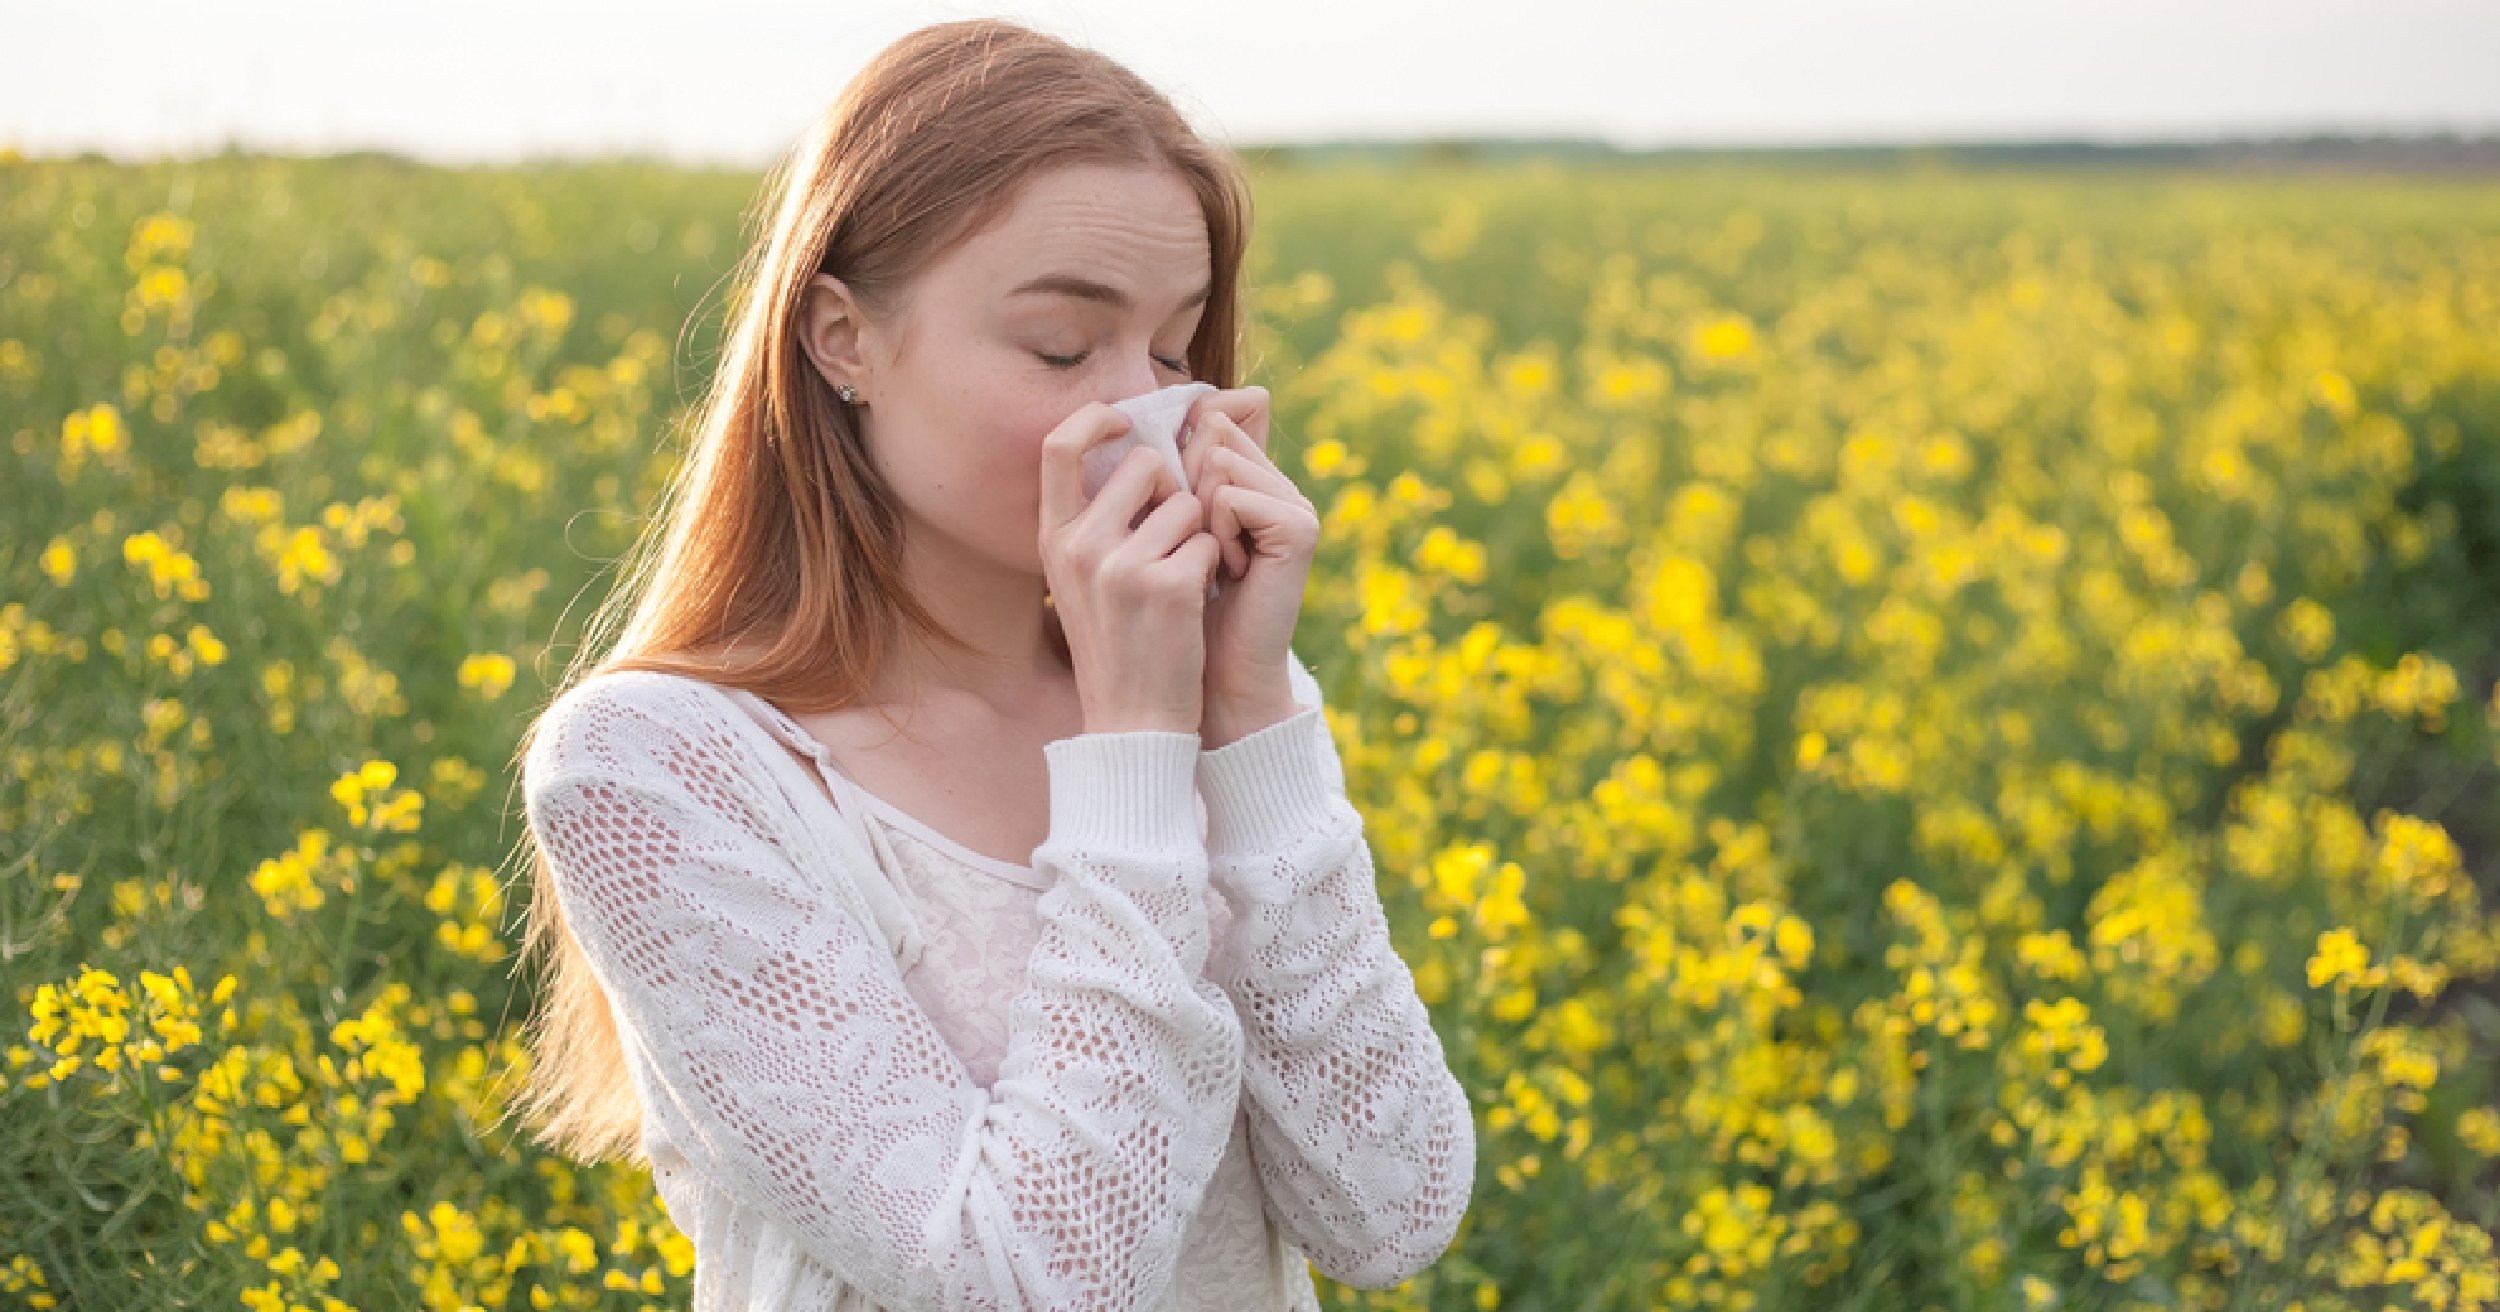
[1007,273,1210,312]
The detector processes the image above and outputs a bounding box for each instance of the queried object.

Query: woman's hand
[1177,386,1320,747]
[1040,403,1226,736]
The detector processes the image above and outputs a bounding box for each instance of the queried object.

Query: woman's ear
[799,273,872,401]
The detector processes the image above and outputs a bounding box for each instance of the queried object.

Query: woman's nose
[1110,352,1161,402]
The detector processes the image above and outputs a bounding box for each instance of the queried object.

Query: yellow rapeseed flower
[1693,315,1757,361]
[456,651,517,700]
[2307,927,2383,993]
[38,537,75,586]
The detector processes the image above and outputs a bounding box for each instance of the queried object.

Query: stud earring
[835,383,861,405]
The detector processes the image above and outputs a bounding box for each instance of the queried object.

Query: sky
[6,0,2498,165]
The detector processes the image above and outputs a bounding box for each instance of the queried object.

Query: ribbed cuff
[1040,730,1205,856]
[1194,705,1340,883]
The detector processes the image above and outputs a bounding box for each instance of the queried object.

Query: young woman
[511,19,1474,1310]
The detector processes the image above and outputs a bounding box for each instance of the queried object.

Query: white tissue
[1081,381,1219,502]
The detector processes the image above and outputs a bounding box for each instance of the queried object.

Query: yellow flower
[62,403,127,468]
[1693,315,1757,361]
[250,834,329,918]
[2278,597,2335,661]
[126,212,194,266]
[184,624,227,666]
[2457,1108,2500,1157]
[120,529,209,601]
[38,537,75,586]
[1774,917,1815,969]
[456,651,518,700]
[2307,927,2381,992]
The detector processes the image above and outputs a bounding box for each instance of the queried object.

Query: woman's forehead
[960,171,1209,298]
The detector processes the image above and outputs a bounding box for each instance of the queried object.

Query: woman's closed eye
[1037,349,1189,373]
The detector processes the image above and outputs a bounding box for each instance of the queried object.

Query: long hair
[497,17,1257,1164]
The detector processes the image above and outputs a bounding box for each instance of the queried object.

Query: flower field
[5,150,2500,1310]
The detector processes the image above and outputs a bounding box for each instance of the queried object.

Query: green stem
[2223,881,2410,1307]
[1919,1025,1978,1312]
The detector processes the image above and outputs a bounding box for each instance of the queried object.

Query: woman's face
[801,162,1213,577]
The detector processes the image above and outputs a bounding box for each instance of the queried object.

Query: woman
[512,18,1475,1310]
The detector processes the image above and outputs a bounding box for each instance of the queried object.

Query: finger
[1083,444,1176,540]
[1109,447,1187,534]
[1212,483,1316,558]
[1163,528,1224,592]
[1117,485,1206,565]
[1200,429,1270,572]
[1040,405,1134,534]
[1181,405,1235,488]
[1187,435,1254,579]
[1180,434,1240,572]
[1205,470,1243,577]
[1180,416,1211,492]
[1182,385,1270,455]
[1203,429,1301,505]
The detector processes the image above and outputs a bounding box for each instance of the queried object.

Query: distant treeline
[22,132,2500,174]
[1241,133,2500,174]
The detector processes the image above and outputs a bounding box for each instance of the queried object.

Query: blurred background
[7,4,2500,1311]
[10,0,2500,162]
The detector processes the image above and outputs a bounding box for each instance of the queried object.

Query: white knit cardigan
[520,653,1476,1310]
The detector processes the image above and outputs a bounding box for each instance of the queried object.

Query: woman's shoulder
[524,666,752,793]
[522,660,927,969]
[538,665,733,735]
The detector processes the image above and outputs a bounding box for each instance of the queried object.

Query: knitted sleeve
[522,676,1245,1311]
[1192,656,1478,1288]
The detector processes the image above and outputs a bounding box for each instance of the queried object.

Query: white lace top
[519,655,1475,1311]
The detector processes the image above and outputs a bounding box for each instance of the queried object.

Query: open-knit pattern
[521,658,1473,1310]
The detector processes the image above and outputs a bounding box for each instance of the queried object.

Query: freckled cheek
[1004,401,1077,495]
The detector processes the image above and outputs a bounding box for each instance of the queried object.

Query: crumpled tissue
[1081,380,1219,502]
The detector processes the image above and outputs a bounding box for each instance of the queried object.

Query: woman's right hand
[1039,402,1225,736]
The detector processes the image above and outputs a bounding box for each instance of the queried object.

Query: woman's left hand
[1177,386,1319,745]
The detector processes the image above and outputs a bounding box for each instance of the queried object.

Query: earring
[835,383,861,405]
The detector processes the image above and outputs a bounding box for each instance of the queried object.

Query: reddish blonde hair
[500,17,1257,1164]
